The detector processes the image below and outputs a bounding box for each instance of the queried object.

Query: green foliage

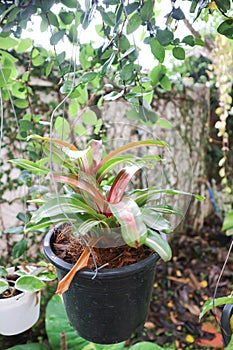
[0,265,56,296]
[222,210,233,231]
[200,293,233,319]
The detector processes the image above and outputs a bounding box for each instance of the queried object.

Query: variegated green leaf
[0,278,9,294]
[15,275,45,293]
[30,195,101,224]
[145,229,172,261]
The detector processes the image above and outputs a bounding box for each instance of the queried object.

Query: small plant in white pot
[0,264,56,336]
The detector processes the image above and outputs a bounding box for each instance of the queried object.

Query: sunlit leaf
[13,240,28,259]
[172,47,185,60]
[126,13,141,34]
[200,294,233,319]
[81,110,97,125]
[15,275,45,293]
[150,38,165,63]
[223,210,233,231]
[54,116,70,139]
[0,278,9,294]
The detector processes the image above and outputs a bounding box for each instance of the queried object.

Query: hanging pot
[0,267,41,336]
[221,303,233,347]
[43,227,159,344]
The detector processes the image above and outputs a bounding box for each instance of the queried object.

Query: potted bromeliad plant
[10,135,202,344]
[0,264,56,336]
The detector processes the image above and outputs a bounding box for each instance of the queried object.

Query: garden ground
[0,214,232,350]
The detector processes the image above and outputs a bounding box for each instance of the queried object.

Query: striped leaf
[145,229,172,261]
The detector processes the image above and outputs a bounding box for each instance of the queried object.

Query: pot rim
[43,226,160,278]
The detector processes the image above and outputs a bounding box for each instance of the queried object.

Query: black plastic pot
[43,227,159,344]
[221,303,233,347]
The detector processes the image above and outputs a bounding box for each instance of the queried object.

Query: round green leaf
[37,272,57,281]
[59,11,74,25]
[172,47,185,60]
[15,275,45,293]
[0,266,8,277]
[54,116,70,139]
[156,29,174,46]
[32,55,45,67]
[14,99,29,109]
[12,82,27,99]
[74,123,87,136]
[0,37,18,50]
[149,65,166,86]
[126,13,141,34]
[4,226,24,235]
[81,72,98,83]
[81,110,97,125]
[150,38,165,63]
[16,38,33,53]
[61,0,78,8]
[156,118,173,129]
[140,0,154,21]
[0,68,12,87]
[217,19,233,39]
[182,35,195,46]
[171,7,185,20]
[50,30,65,46]
[0,278,9,294]
[12,240,28,259]
[120,63,134,81]
[160,75,171,91]
[215,0,230,13]
[69,100,79,117]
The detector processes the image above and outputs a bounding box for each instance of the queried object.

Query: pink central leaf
[107,164,142,204]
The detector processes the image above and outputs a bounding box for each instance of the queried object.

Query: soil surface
[0,215,232,349]
[52,223,154,269]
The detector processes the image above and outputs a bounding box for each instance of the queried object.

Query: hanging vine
[212,34,233,218]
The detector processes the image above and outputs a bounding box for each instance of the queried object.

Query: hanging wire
[47,5,99,273]
[0,66,28,223]
[120,0,170,233]
[0,67,20,135]
[212,238,233,327]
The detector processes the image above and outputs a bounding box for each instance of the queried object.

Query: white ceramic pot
[0,267,41,336]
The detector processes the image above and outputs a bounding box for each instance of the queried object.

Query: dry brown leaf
[179,300,201,316]
[167,276,190,284]
[144,321,156,329]
[56,247,90,295]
